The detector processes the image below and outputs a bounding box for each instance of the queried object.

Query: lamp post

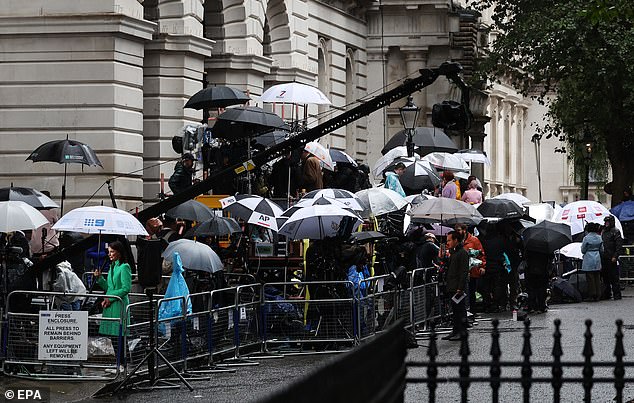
[579,130,594,200]
[399,96,420,157]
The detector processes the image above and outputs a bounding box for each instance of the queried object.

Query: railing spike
[490,318,501,403]
[614,319,625,403]
[582,319,594,403]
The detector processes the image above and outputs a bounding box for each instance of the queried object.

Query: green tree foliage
[471,0,634,204]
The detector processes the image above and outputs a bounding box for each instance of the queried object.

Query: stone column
[468,116,490,183]
[0,1,155,212]
[143,0,214,201]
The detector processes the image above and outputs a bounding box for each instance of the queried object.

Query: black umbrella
[381,127,458,155]
[253,128,290,149]
[213,106,286,141]
[166,199,216,222]
[184,216,242,238]
[397,160,441,193]
[26,137,102,214]
[184,86,250,110]
[477,199,525,220]
[0,187,59,209]
[522,221,572,254]
[348,231,386,244]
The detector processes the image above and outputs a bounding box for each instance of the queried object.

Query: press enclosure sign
[38,311,88,360]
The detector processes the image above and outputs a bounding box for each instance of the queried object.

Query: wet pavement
[3,289,634,402]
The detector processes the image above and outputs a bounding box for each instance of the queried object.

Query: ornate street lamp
[399,96,420,157]
[579,130,595,200]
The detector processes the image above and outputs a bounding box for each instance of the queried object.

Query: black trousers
[451,297,467,335]
[601,258,621,299]
[525,273,548,311]
[481,267,508,310]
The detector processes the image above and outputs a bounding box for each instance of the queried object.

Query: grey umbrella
[213,106,286,141]
[162,239,224,273]
[0,187,59,209]
[184,86,250,110]
[166,200,216,222]
[184,216,242,238]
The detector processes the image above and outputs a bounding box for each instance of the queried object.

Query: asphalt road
[3,289,634,402]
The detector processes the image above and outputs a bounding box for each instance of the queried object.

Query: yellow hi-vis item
[303,239,310,324]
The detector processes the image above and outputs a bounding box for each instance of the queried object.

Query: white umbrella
[162,239,224,273]
[372,147,422,178]
[299,189,363,211]
[493,193,531,206]
[53,205,148,236]
[422,152,469,172]
[525,202,555,223]
[354,187,408,218]
[0,201,48,232]
[261,82,332,105]
[408,197,483,226]
[455,149,491,165]
[278,196,359,229]
[304,141,334,171]
[220,194,284,231]
[278,204,361,240]
[559,242,583,260]
[552,200,623,236]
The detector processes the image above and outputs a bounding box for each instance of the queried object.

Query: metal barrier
[233,283,263,359]
[125,298,156,372]
[357,275,393,341]
[4,290,124,380]
[261,281,357,353]
[409,267,438,331]
[618,255,634,281]
[156,295,188,368]
[209,287,239,363]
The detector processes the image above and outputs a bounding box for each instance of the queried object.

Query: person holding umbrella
[441,230,469,341]
[383,162,406,197]
[300,148,324,192]
[93,240,132,372]
[581,222,603,301]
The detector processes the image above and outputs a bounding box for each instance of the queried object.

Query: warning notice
[38,311,88,361]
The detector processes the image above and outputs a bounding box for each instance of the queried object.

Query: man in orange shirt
[455,223,486,313]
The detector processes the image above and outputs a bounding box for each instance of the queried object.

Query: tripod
[113,287,193,392]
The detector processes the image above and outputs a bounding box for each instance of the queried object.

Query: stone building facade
[0,0,568,211]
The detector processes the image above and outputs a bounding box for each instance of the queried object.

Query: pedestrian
[461,180,482,205]
[442,230,469,341]
[479,225,508,312]
[601,215,623,300]
[440,171,461,200]
[455,223,486,313]
[300,148,323,192]
[93,240,131,372]
[384,162,406,197]
[168,153,197,195]
[581,222,603,301]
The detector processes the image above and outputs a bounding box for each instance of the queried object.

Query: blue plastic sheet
[158,252,192,335]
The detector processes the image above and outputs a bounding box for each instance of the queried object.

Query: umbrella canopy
[0,201,48,232]
[552,200,621,236]
[372,146,422,177]
[405,193,435,206]
[300,189,363,211]
[381,127,458,155]
[329,149,358,167]
[278,196,358,229]
[525,203,555,223]
[0,187,59,209]
[261,82,332,105]
[559,242,583,260]
[477,199,525,220]
[522,220,572,254]
[53,205,148,236]
[455,149,491,165]
[184,216,242,238]
[166,200,215,222]
[184,86,250,110]
[253,128,290,149]
[492,193,531,206]
[278,204,362,240]
[26,138,102,167]
[611,200,634,222]
[348,231,386,244]
[304,141,334,171]
[395,158,441,192]
[162,239,223,273]
[220,194,284,231]
[213,106,286,141]
[422,152,469,172]
[408,198,483,226]
[354,188,409,218]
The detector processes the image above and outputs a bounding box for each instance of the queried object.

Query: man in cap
[601,215,623,300]
[168,153,197,195]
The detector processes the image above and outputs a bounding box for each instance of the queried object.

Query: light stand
[399,96,420,158]
[113,287,193,393]
[579,130,594,200]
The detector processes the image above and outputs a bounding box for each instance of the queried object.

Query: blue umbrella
[611,200,634,222]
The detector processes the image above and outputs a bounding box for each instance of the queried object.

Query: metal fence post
[459,318,470,403]
[521,319,532,403]
[490,319,501,403]
[614,319,625,403]
[551,319,563,403]
[582,320,594,403]
[427,324,438,403]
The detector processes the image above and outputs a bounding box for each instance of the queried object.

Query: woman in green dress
[93,240,132,368]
